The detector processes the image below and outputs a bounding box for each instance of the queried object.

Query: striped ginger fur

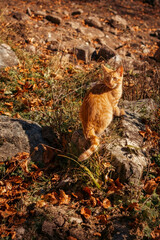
[78,64,125,161]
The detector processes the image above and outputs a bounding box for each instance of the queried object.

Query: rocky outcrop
[0,44,19,69]
[72,99,157,185]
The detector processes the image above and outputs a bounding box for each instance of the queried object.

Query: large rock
[72,99,157,185]
[0,116,49,162]
[0,44,19,69]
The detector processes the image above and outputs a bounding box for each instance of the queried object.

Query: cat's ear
[116,66,123,77]
[101,64,112,73]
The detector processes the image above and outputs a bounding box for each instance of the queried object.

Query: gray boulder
[0,116,49,162]
[0,44,19,69]
[72,99,157,185]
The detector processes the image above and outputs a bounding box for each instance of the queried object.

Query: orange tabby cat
[78,64,125,161]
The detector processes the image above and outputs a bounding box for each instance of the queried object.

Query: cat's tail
[78,135,100,161]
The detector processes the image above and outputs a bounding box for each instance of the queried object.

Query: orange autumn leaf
[139,130,146,138]
[90,196,97,207]
[93,232,101,237]
[0,209,17,218]
[126,202,139,211]
[9,176,23,184]
[59,190,71,205]
[72,192,84,200]
[0,198,7,204]
[81,207,91,219]
[51,174,60,182]
[155,176,160,183]
[82,186,93,197]
[96,215,108,225]
[102,198,111,209]
[20,159,29,173]
[144,179,158,194]
[13,113,21,119]
[43,192,58,205]
[67,237,77,240]
[115,178,123,190]
[151,228,160,240]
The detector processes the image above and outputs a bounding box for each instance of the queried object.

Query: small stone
[34,10,46,17]
[71,9,83,16]
[69,227,85,240]
[42,221,55,237]
[70,217,83,224]
[109,15,127,30]
[84,16,102,30]
[55,215,65,227]
[47,42,59,51]
[78,26,104,39]
[25,44,36,53]
[66,21,80,29]
[12,12,29,21]
[46,14,62,24]
[0,43,19,69]
[16,226,25,235]
[107,55,122,68]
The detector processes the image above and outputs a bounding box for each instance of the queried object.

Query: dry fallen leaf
[82,186,93,197]
[96,215,108,225]
[93,232,101,237]
[59,190,71,205]
[144,179,158,194]
[102,198,111,209]
[81,207,91,219]
[126,202,139,211]
[43,192,58,205]
[151,228,160,240]
[67,236,77,240]
[90,196,97,207]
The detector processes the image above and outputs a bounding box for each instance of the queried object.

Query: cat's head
[102,65,123,89]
